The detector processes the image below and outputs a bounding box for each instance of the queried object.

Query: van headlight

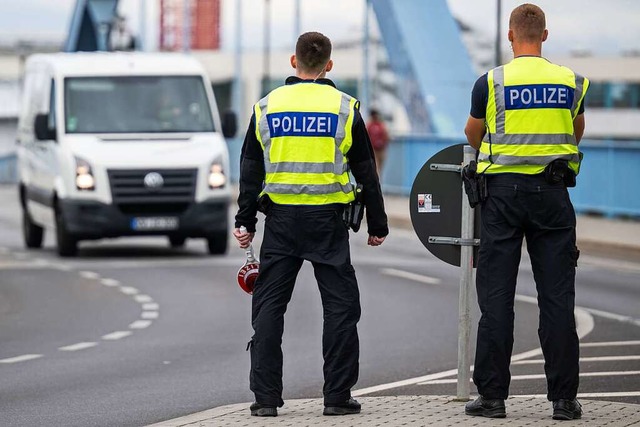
[75,156,95,191]
[208,161,226,189]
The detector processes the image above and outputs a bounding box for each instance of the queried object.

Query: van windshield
[64,76,215,134]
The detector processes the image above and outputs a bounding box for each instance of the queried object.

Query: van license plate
[131,217,179,231]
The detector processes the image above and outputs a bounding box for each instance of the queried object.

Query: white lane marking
[13,252,28,259]
[119,286,139,295]
[420,370,640,385]
[581,340,640,348]
[0,247,8,254]
[34,258,49,266]
[353,368,460,396]
[513,391,640,399]
[0,354,43,364]
[513,355,640,364]
[79,271,100,280]
[353,267,595,396]
[0,261,48,269]
[141,311,159,320]
[53,264,73,272]
[142,303,160,311]
[101,278,120,287]
[129,320,153,329]
[102,331,133,340]
[381,268,442,285]
[134,294,153,303]
[582,306,640,327]
[579,255,640,275]
[58,342,98,352]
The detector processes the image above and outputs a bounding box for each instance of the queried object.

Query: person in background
[366,109,390,178]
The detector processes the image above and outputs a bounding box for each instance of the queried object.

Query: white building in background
[0,49,638,155]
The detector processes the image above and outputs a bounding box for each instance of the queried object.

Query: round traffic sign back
[409,144,480,267]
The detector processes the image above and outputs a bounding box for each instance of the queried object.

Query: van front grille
[108,169,197,214]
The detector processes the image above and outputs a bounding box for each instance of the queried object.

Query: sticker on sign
[131,217,179,231]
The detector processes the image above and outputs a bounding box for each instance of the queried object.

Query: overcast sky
[0,0,638,56]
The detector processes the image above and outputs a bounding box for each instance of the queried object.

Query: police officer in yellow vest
[463,4,588,421]
[233,32,388,417]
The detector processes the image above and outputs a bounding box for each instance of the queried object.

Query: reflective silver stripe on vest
[478,152,580,165]
[333,94,353,174]
[482,133,576,146]
[264,161,343,174]
[264,182,354,195]
[571,74,585,117]
[257,92,352,176]
[493,66,506,134]
[257,96,271,163]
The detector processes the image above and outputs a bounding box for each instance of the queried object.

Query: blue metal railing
[378,136,640,218]
[4,137,639,218]
[0,153,17,184]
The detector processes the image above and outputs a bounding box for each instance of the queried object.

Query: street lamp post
[262,0,271,95]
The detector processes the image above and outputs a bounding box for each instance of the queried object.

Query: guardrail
[380,136,640,218]
[3,137,639,218]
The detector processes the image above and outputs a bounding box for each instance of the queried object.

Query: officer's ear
[508,29,514,43]
[325,59,333,73]
[290,55,297,69]
[542,29,548,42]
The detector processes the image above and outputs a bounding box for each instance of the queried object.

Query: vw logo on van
[143,172,164,191]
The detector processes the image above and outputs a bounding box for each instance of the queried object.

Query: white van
[17,53,236,256]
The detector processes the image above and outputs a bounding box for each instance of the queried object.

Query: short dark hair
[509,3,546,42]
[295,32,332,73]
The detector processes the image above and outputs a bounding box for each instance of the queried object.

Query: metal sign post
[456,145,476,400]
[409,144,479,402]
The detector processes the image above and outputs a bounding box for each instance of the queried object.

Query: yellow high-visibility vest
[478,56,589,175]
[254,82,358,205]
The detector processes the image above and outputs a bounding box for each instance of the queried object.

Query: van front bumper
[58,198,229,240]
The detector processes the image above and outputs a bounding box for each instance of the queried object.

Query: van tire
[55,207,78,257]
[22,208,44,249]
[206,232,228,255]
[169,236,186,248]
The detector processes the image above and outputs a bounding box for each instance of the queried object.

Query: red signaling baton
[237,226,259,295]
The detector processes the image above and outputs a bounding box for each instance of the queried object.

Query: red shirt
[367,120,389,151]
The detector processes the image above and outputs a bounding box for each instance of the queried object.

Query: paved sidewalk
[149,396,640,426]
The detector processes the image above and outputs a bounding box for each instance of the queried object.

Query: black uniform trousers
[473,173,580,401]
[249,204,361,407]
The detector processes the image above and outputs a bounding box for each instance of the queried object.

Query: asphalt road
[0,185,638,426]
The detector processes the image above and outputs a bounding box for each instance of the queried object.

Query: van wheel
[22,208,44,249]
[168,236,186,248]
[55,208,78,257]
[206,232,228,255]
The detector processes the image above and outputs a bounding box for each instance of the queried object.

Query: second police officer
[463,3,589,421]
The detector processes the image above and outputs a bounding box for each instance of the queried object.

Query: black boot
[553,399,582,420]
[250,402,277,417]
[323,397,361,416]
[464,396,506,418]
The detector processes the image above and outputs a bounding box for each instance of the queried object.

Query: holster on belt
[342,184,365,232]
[257,194,273,215]
[462,161,487,208]
[544,159,577,187]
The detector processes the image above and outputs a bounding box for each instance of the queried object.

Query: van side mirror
[221,110,238,138]
[34,114,56,141]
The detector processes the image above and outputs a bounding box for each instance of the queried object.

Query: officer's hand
[233,228,255,249]
[368,235,385,246]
